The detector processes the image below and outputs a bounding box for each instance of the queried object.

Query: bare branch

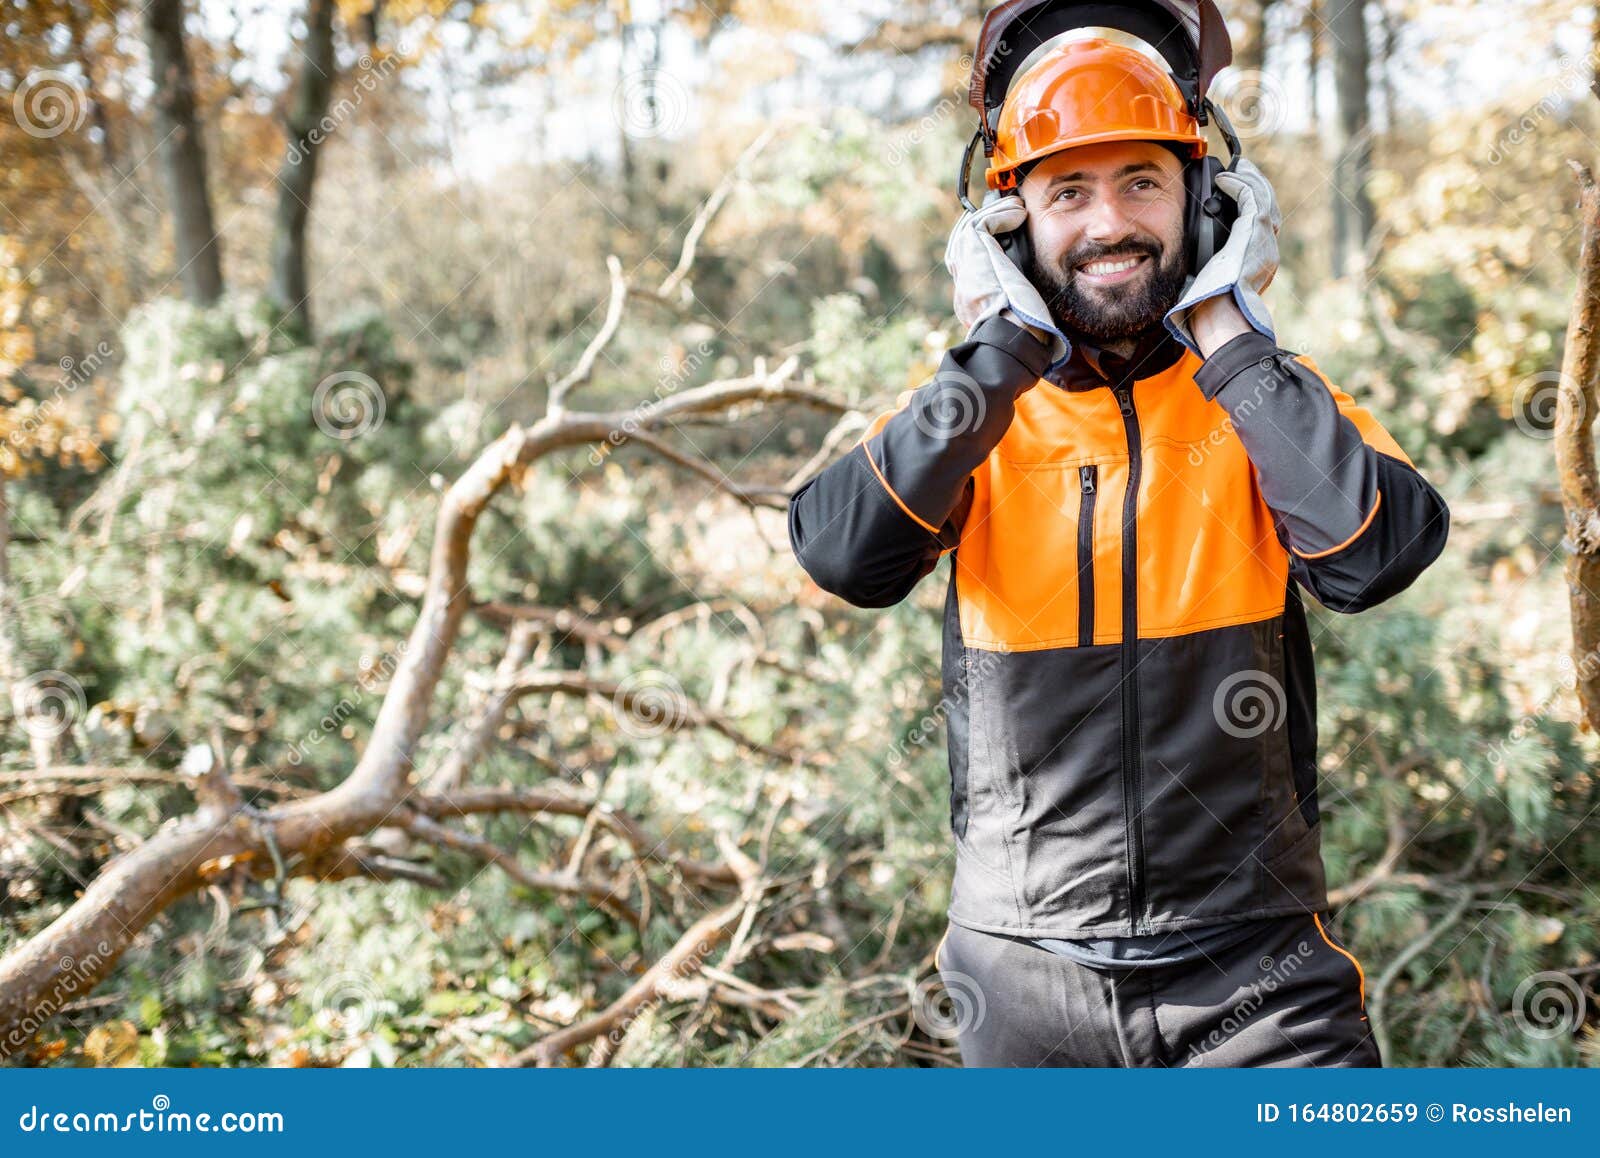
[548,255,627,413]
[516,898,746,1067]
[657,126,778,301]
[416,787,739,887]
[400,812,641,927]
[503,668,806,765]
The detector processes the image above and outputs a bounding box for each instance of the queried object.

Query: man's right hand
[944,196,1072,373]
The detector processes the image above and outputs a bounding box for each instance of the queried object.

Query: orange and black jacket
[788,315,1450,939]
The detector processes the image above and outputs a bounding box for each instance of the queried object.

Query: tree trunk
[142,0,224,305]
[1555,163,1600,733]
[268,0,337,340]
[1239,0,1275,73]
[1307,0,1322,127]
[1329,0,1375,279]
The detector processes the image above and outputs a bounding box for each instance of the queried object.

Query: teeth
[1082,257,1143,276]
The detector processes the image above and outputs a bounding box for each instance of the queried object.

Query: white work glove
[1164,157,1281,358]
[945,195,1071,373]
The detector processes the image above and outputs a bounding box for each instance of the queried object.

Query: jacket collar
[1044,324,1186,392]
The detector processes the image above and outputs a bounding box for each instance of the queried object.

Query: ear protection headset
[957,2,1242,278]
[975,121,1241,279]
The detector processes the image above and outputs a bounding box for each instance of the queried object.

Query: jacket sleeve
[787,314,1052,608]
[1192,330,1450,614]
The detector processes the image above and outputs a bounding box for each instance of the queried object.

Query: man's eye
[1054,188,1079,202]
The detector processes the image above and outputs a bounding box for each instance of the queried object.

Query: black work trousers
[933,910,1383,1068]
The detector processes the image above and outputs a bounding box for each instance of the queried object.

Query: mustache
[1060,239,1163,272]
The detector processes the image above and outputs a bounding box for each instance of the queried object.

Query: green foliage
[8,59,1600,1072]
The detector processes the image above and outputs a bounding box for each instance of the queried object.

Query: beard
[1023,233,1188,345]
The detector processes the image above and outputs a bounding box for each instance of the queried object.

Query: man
[786,37,1450,1067]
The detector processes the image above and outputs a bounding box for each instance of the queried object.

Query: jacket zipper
[1077,465,1098,648]
[1112,379,1150,935]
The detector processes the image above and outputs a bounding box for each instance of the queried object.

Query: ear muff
[1183,151,1238,277]
[980,178,1037,272]
[983,148,1238,281]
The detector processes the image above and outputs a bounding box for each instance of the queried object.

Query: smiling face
[1017,139,1190,346]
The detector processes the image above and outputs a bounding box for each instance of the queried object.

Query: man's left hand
[1164,157,1282,359]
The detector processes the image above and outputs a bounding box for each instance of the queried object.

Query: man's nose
[1084,195,1137,245]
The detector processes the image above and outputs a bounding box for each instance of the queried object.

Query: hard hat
[985,36,1208,193]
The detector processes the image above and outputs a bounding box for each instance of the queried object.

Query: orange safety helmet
[985,37,1208,193]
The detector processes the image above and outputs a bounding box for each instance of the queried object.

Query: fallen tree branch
[399,812,641,928]
[515,897,748,1067]
[415,787,739,886]
[0,132,851,1051]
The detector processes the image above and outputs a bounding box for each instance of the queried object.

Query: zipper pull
[1080,465,1096,493]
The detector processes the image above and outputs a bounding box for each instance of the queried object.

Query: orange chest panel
[956,360,1289,652]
